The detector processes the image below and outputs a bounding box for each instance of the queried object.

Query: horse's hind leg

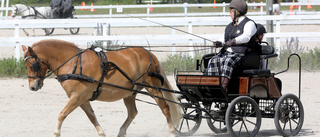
[146,87,176,137]
[117,94,138,137]
[80,101,106,137]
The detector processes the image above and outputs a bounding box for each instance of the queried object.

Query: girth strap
[90,47,109,101]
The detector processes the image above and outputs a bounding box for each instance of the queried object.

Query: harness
[20,6,47,19]
[25,47,164,101]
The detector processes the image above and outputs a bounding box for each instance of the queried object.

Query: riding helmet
[256,24,267,35]
[229,0,248,15]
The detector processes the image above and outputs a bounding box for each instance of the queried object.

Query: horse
[22,39,182,137]
[11,4,53,36]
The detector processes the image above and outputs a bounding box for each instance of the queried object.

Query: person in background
[256,23,266,44]
[273,0,280,15]
[206,0,258,92]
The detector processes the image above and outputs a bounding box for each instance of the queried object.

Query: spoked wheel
[274,93,304,136]
[175,94,202,136]
[69,17,80,35]
[44,28,54,36]
[206,102,228,133]
[226,96,261,137]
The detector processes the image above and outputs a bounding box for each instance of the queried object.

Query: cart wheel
[69,27,80,35]
[274,93,304,136]
[206,103,227,133]
[226,96,261,137]
[44,28,54,35]
[175,94,202,136]
[69,17,80,35]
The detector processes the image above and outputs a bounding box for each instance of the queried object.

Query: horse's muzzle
[30,79,43,91]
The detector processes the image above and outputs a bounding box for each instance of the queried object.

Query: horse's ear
[27,46,36,56]
[22,45,27,52]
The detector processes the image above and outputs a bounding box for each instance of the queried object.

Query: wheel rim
[207,117,227,133]
[69,28,80,34]
[44,28,54,35]
[206,102,227,133]
[275,94,304,136]
[226,97,261,137]
[175,95,202,136]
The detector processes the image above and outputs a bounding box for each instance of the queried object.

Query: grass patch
[0,58,27,78]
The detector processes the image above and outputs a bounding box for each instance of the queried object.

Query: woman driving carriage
[206,0,260,92]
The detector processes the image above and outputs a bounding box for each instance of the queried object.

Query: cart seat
[242,69,271,77]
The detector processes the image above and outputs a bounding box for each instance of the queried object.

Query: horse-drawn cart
[174,45,304,137]
[11,4,80,36]
[22,39,303,137]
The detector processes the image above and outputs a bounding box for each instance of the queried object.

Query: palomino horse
[11,4,53,36]
[22,39,182,137]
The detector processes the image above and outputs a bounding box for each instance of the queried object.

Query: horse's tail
[160,67,183,129]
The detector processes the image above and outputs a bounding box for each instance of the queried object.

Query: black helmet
[229,0,248,15]
[256,24,266,35]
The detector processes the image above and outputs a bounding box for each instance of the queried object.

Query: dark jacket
[224,17,260,54]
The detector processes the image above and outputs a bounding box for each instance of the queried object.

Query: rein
[22,6,47,19]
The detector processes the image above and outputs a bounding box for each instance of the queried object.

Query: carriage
[11,4,80,36]
[22,39,303,137]
[173,44,304,137]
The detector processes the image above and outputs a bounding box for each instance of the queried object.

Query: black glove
[225,39,236,47]
[214,41,222,47]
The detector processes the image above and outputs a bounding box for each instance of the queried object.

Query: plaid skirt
[206,52,244,79]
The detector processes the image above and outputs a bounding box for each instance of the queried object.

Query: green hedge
[0,57,27,78]
[161,47,320,74]
[0,47,319,78]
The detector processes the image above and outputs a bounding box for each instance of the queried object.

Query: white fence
[1,15,320,59]
[1,2,320,19]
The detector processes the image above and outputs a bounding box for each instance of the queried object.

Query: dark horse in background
[22,39,182,137]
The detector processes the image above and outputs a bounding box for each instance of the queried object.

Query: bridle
[12,5,29,17]
[24,51,49,80]
[24,48,88,80]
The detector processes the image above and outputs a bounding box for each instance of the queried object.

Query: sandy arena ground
[0,25,320,136]
[0,72,319,137]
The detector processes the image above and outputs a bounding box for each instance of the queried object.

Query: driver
[206,0,258,92]
[50,0,73,18]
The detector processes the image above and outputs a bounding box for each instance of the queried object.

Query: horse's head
[22,45,49,91]
[11,4,27,18]
[11,5,18,18]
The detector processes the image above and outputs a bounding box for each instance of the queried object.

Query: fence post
[172,26,176,55]
[14,23,20,61]
[147,4,150,17]
[184,3,188,17]
[0,0,4,17]
[276,20,281,56]
[223,2,226,16]
[109,5,112,18]
[266,0,274,47]
[188,21,193,58]
[260,2,264,14]
[102,22,108,49]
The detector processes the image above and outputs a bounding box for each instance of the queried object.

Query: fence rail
[1,2,320,19]
[0,15,320,59]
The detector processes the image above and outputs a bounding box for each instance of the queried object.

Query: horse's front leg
[53,95,84,137]
[80,101,106,137]
[117,94,138,137]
